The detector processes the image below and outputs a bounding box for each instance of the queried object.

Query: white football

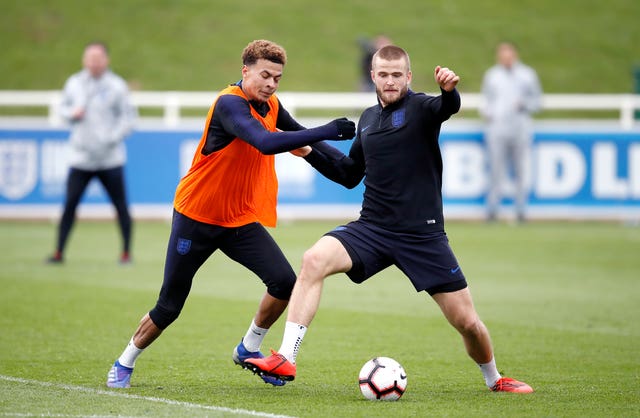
[358,357,407,401]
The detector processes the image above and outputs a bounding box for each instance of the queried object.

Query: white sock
[117,338,144,369]
[242,320,269,353]
[478,357,502,388]
[279,321,307,364]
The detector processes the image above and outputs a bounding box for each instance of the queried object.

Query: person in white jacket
[47,41,136,264]
[481,42,542,223]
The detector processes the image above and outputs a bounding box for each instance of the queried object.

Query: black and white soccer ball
[358,357,407,401]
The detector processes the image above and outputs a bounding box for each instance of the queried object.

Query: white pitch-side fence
[0,90,639,129]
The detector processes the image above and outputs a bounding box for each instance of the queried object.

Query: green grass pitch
[0,219,638,417]
[2,1,640,94]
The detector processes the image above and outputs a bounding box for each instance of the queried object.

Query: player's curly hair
[372,45,411,70]
[242,40,287,66]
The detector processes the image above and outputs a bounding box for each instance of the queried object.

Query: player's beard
[376,84,409,107]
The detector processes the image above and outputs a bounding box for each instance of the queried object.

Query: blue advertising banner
[440,130,640,215]
[1,126,638,219]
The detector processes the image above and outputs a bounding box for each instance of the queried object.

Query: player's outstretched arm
[426,66,462,119]
[217,95,355,155]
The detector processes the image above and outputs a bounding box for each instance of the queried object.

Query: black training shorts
[325,220,467,295]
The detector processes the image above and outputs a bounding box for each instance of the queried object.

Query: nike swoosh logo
[400,374,407,380]
[361,124,371,133]
[450,266,460,274]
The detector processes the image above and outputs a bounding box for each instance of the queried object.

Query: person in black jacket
[245,45,534,393]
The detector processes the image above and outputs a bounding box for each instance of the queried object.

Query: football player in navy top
[246,45,533,394]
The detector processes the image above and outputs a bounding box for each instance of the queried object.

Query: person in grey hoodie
[47,41,136,264]
[481,41,542,223]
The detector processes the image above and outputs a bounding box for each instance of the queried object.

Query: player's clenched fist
[434,66,460,92]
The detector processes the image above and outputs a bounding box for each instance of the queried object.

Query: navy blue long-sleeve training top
[305,88,461,233]
[201,82,342,156]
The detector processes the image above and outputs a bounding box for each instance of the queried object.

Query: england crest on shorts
[176,238,192,255]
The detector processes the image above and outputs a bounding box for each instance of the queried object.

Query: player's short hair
[498,40,518,51]
[372,45,411,70]
[85,41,109,55]
[242,40,287,66]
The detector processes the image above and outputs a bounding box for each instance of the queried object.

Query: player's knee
[148,303,182,330]
[265,270,296,300]
[256,248,296,299]
[300,248,330,279]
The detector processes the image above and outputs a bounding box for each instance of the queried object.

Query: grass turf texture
[2,0,639,94]
[0,220,638,417]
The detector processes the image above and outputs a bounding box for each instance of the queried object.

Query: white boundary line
[0,414,139,417]
[0,375,296,418]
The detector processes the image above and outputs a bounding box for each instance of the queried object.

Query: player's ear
[241,65,249,78]
[407,70,412,84]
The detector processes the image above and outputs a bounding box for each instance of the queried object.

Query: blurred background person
[47,41,136,264]
[357,34,392,92]
[480,41,542,223]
